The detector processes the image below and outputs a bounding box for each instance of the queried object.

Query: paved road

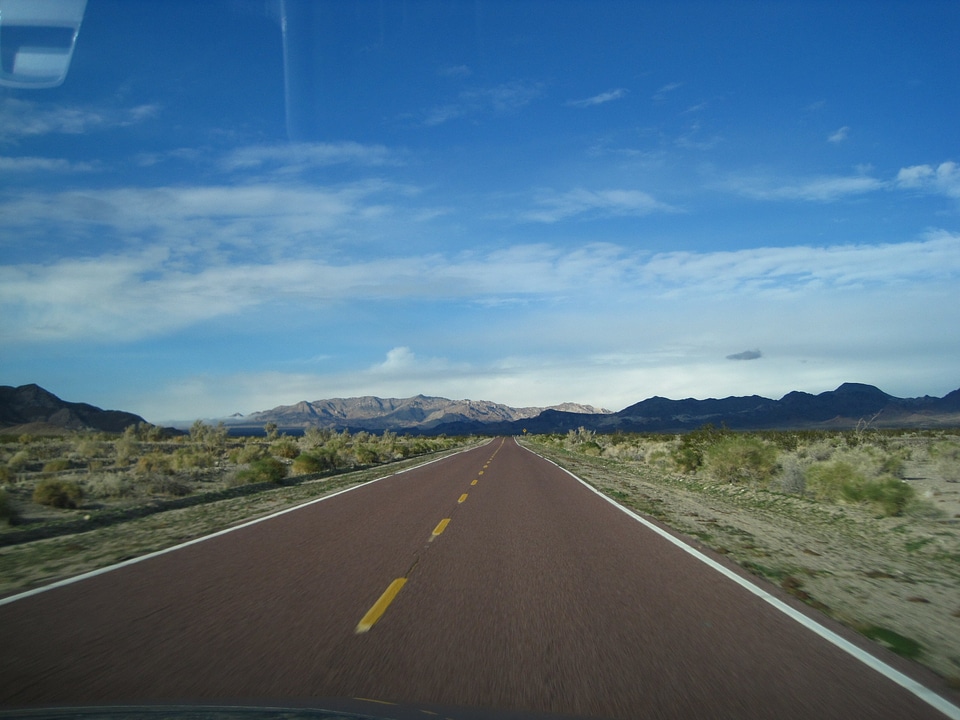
[1,438,957,719]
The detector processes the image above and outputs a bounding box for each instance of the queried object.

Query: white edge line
[519,441,960,720]
[0,442,487,608]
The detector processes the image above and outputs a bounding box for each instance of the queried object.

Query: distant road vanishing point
[2,438,958,719]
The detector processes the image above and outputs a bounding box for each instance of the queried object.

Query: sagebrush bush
[235,456,288,484]
[703,435,778,485]
[85,473,137,499]
[42,459,71,473]
[134,453,173,476]
[292,452,333,475]
[33,478,84,508]
[271,439,299,459]
[804,460,913,516]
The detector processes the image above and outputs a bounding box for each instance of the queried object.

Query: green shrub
[231,443,266,465]
[291,452,333,475]
[134,453,173,476]
[0,466,13,484]
[271,438,299,459]
[703,435,778,485]
[235,456,288,484]
[33,478,84,508]
[805,461,913,516]
[42,459,72,473]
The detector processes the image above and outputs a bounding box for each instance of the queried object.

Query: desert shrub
[85,473,137,499]
[271,438,299,459]
[0,466,13,484]
[147,476,193,496]
[172,449,214,471]
[291,452,330,475]
[671,424,730,473]
[577,441,603,456]
[33,478,84,508]
[231,443,266,465]
[235,456,288,484]
[805,461,913,516]
[0,487,18,524]
[776,455,807,495]
[42,459,72,473]
[134,453,173,476]
[354,444,379,465]
[703,435,778,485]
[7,450,31,472]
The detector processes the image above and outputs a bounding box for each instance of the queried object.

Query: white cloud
[422,81,543,126]
[566,88,628,108]
[0,179,423,250]
[0,156,98,172]
[0,98,159,138]
[722,172,884,202]
[652,82,682,102]
[828,126,850,143]
[4,232,958,345]
[896,161,960,199]
[523,187,676,222]
[221,142,400,173]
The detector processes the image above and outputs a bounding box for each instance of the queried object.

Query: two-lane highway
[1,438,957,719]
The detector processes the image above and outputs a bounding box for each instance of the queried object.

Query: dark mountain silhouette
[0,384,146,434]
[234,383,959,436]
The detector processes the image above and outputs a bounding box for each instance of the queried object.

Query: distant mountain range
[0,384,146,435]
[2,383,959,436]
[233,396,612,433]
[230,383,960,435]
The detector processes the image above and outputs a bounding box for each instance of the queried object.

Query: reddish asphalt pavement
[1,438,957,719]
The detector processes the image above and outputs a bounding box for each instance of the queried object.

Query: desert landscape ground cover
[521,427,960,685]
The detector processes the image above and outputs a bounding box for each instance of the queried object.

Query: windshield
[1,2,959,718]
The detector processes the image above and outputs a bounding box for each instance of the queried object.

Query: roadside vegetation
[0,421,472,552]
[523,426,960,686]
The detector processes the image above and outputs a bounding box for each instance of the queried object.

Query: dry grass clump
[32,478,84,509]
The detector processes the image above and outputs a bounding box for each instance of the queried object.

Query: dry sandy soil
[521,438,960,685]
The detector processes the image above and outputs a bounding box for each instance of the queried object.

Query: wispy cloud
[438,65,472,79]
[828,126,850,143]
[0,156,98,173]
[652,82,682,102]
[523,188,676,222]
[5,232,957,344]
[566,88,627,108]
[423,81,543,126]
[220,142,401,173]
[0,98,159,139]
[721,172,884,202]
[0,179,423,250]
[896,161,960,199]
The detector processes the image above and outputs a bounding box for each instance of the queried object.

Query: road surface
[1,438,957,719]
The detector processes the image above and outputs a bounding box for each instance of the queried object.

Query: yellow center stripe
[432,518,451,537]
[356,578,407,634]
[458,493,468,503]
[471,479,478,485]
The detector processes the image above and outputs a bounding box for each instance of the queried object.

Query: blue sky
[2,0,959,422]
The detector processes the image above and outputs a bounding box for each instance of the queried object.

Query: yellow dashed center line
[458,493,468,503]
[431,518,451,539]
[355,578,407,634]
[478,470,484,475]
[471,479,478,485]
